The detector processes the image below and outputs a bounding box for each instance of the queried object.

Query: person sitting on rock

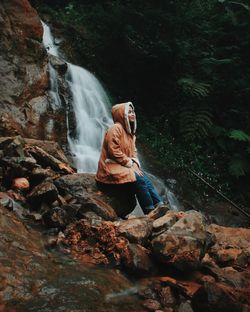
[96,101,166,218]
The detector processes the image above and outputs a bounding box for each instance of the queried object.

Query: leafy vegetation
[32,0,250,205]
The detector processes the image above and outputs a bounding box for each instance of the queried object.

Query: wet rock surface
[0,0,69,144]
[0,135,249,311]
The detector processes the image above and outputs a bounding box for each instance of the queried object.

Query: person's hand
[132,162,143,176]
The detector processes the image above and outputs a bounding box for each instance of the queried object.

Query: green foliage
[229,130,250,141]
[229,156,248,177]
[177,78,211,98]
[179,108,213,140]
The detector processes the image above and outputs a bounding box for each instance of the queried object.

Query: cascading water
[41,21,62,110]
[66,64,112,172]
[42,20,112,172]
[41,21,181,211]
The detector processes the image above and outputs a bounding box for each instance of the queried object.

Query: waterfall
[41,21,181,211]
[66,64,112,172]
[42,20,112,172]
[41,21,62,110]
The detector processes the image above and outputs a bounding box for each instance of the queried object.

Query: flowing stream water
[42,21,180,212]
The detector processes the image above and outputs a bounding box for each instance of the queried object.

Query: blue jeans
[135,172,163,213]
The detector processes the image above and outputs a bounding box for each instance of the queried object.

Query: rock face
[0,0,68,144]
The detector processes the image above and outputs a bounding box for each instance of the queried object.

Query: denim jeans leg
[142,174,163,206]
[135,173,154,212]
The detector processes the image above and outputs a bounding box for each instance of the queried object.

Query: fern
[180,108,213,141]
[229,156,249,177]
[201,57,234,65]
[177,77,211,98]
[229,130,250,141]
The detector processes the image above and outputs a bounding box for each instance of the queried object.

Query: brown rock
[27,181,58,206]
[115,217,153,245]
[192,281,247,312]
[156,276,202,299]
[203,266,250,289]
[151,211,207,270]
[198,275,216,284]
[55,173,118,221]
[0,0,69,143]
[24,145,75,174]
[207,224,250,268]
[30,167,60,184]
[148,204,170,221]
[177,301,193,312]
[63,219,129,266]
[42,204,79,229]
[12,177,30,191]
[142,299,161,311]
[159,286,176,307]
[152,211,178,236]
[122,244,153,273]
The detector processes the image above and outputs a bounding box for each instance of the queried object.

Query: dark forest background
[32,0,250,207]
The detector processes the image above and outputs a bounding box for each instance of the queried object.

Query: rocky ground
[0,136,249,311]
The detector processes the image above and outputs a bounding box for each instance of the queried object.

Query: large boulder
[54,173,124,221]
[151,211,207,270]
[206,224,250,268]
[115,217,153,245]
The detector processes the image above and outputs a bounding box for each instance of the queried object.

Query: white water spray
[66,64,112,172]
[42,20,62,110]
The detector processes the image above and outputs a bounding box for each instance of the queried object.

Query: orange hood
[111,102,137,134]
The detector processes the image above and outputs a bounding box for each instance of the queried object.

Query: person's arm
[106,125,133,167]
[131,135,141,168]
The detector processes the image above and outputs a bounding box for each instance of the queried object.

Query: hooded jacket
[95,102,140,184]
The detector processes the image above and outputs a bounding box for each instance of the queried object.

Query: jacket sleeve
[131,135,141,168]
[105,125,133,167]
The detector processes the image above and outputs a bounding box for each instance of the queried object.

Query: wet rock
[177,301,193,312]
[30,167,60,185]
[207,224,250,268]
[0,192,28,218]
[0,203,47,302]
[156,276,202,299]
[78,210,103,225]
[151,211,207,270]
[42,204,79,229]
[49,54,68,75]
[115,217,153,245]
[122,243,153,273]
[55,174,118,221]
[27,181,58,206]
[152,211,178,236]
[25,145,75,174]
[159,286,176,308]
[12,177,30,191]
[0,0,50,138]
[192,281,246,312]
[0,136,25,157]
[203,266,250,289]
[147,204,170,221]
[142,299,162,311]
[139,287,158,300]
[63,219,130,266]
